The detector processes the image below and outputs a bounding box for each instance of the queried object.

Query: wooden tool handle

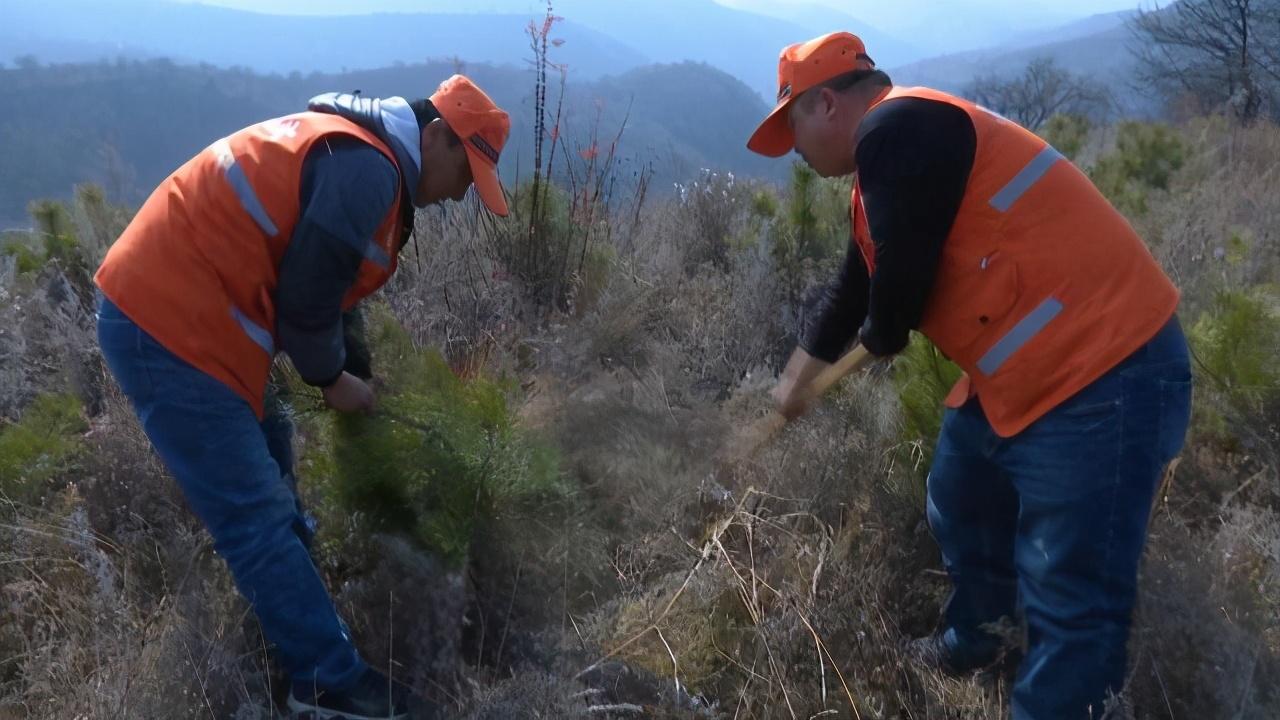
[724,344,876,463]
[802,344,873,403]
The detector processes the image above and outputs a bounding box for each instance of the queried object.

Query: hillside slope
[0,58,784,226]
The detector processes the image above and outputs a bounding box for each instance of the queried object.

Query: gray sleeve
[275,137,398,387]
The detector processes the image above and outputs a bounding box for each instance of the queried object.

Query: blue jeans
[96,297,366,690]
[926,317,1192,719]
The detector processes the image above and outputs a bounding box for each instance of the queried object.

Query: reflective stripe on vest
[230,306,275,356]
[976,297,1063,375]
[846,86,1180,436]
[989,145,1063,212]
[212,139,279,236]
[973,145,1069,373]
[363,239,391,269]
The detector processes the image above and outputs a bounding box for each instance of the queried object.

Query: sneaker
[287,667,411,720]
[905,629,1001,677]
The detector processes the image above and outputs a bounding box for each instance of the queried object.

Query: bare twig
[655,627,684,700]
[586,704,644,716]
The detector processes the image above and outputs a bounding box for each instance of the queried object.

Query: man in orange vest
[94,75,510,720]
[748,33,1192,718]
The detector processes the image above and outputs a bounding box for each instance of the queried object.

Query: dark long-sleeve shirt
[801,96,977,361]
[275,136,399,386]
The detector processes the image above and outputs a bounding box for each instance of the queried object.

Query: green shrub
[1187,287,1280,444]
[316,308,567,565]
[1039,113,1091,161]
[73,184,133,267]
[1,239,43,274]
[770,163,850,305]
[891,333,963,482]
[782,163,848,264]
[0,394,87,501]
[750,188,778,219]
[30,201,81,267]
[2,200,93,289]
[1091,121,1186,216]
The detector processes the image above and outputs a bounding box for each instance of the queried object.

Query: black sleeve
[340,305,374,380]
[275,137,398,387]
[855,97,976,356]
[800,246,870,363]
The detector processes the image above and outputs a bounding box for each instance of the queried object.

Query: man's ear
[819,87,840,119]
[420,117,443,151]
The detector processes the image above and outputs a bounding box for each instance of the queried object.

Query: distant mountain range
[3,0,885,98]
[3,0,1142,102]
[0,57,786,227]
[157,0,1122,62]
[890,11,1155,117]
[1,0,650,79]
[837,0,1104,54]
[0,1,1162,226]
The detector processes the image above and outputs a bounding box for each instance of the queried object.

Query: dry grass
[0,400,276,719]
[0,117,1276,719]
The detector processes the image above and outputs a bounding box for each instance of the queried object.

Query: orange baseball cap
[431,74,511,216]
[747,32,876,157]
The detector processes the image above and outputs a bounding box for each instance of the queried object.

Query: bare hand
[771,347,830,421]
[322,372,376,414]
[770,376,810,421]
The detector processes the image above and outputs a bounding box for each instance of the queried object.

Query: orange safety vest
[851,87,1179,437]
[95,113,408,418]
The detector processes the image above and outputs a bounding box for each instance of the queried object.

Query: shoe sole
[286,695,410,720]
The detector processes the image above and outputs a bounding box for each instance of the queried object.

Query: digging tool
[719,343,875,468]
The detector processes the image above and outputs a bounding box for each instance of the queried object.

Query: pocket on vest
[932,250,1021,357]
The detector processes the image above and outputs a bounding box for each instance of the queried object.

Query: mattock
[718,344,875,476]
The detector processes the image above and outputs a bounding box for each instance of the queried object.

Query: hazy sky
[835,0,1143,12]
[174,0,1147,24]
[159,0,1149,61]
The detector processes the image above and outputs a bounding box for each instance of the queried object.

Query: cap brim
[465,147,509,217]
[747,99,796,157]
